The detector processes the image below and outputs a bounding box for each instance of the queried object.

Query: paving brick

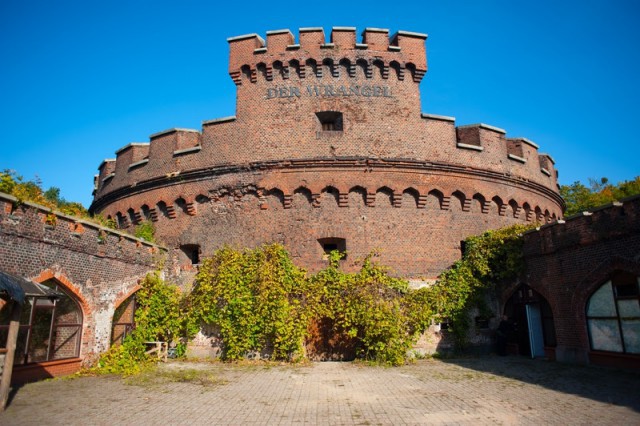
[1,356,638,425]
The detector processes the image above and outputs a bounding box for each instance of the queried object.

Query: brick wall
[0,193,167,368]
[517,195,640,366]
[89,27,563,279]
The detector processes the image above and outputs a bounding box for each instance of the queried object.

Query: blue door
[526,304,545,358]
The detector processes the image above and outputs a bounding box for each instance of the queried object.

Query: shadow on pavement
[440,355,640,412]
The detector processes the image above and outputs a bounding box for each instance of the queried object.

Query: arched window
[586,271,640,354]
[111,293,136,346]
[0,279,83,364]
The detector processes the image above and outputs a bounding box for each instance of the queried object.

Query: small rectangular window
[316,111,343,132]
[318,238,346,260]
[180,244,200,265]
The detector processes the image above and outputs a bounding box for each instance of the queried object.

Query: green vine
[429,224,534,348]
[96,225,532,373]
[134,220,156,243]
[188,245,435,365]
[94,272,192,375]
[188,245,310,361]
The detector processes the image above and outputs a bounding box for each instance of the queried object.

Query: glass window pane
[51,325,81,359]
[621,320,640,354]
[588,318,623,352]
[28,308,53,362]
[54,296,81,324]
[19,300,33,325]
[587,282,616,317]
[14,327,29,365]
[617,299,640,318]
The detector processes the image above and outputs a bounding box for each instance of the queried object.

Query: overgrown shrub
[94,272,191,375]
[308,251,434,365]
[188,245,310,361]
[189,245,435,365]
[0,169,116,229]
[96,225,532,373]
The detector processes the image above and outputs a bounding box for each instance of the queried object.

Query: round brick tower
[90,27,564,279]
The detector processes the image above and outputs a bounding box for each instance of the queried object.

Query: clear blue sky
[1,0,639,208]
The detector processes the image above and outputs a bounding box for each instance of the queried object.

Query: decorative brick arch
[501,279,557,318]
[571,256,640,329]
[31,269,91,320]
[114,282,142,310]
[29,269,92,364]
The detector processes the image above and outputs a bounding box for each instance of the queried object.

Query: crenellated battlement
[92,101,562,214]
[228,27,427,85]
[93,114,560,204]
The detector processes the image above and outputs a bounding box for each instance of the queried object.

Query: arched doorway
[504,284,556,358]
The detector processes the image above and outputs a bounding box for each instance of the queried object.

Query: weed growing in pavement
[124,365,228,388]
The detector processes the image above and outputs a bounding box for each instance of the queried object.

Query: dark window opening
[318,237,347,260]
[316,111,343,132]
[460,240,467,257]
[180,244,201,265]
[475,316,490,329]
[324,243,338,252]
[616,283,639,298]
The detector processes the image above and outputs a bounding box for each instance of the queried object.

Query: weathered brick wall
[98,166,559,277]
[0,193,167,365]
[90,27,564,278]
[518,195,640,364]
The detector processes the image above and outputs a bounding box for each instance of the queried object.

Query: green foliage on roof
[560,176,640,216]
[1,169,115,228]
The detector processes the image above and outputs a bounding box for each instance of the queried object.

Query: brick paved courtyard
[1,356,638,425]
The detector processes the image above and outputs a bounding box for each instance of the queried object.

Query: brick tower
[90,27,563,279]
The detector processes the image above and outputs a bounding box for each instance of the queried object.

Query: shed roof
[0,271,63,304]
